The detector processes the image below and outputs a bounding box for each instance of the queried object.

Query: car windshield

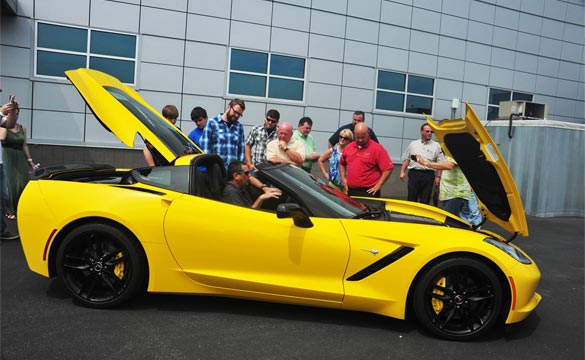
[259,164,367,218]
[105,86,200,158]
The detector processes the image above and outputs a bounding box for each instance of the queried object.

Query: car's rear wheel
[413,257,504,341]
[56,223,147,308]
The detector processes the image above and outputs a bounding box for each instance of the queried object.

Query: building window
[36,22,137,84]
[487,88,534,120]
[376,70,434,115]
[228,49,305,101]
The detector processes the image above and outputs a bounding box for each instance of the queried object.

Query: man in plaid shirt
[245,109,280,170]
[200,98,246,170]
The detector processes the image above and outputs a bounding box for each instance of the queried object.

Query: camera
[8,94,15,103]
[410,155,417,161]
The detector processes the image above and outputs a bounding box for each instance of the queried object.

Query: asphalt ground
[1,216,583,360]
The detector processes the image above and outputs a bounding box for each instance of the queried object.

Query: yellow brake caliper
[432,277,446,314]
[113,252,125,279]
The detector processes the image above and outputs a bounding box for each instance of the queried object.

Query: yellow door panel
[164,196,350,302]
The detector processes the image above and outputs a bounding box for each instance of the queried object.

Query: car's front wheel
[413,257,505,341]
[56,223,147,308]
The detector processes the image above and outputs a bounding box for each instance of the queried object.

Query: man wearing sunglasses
[200,98,246,171]
[245,109,280,170]
[400,123,445,204]
[222,160,281,209]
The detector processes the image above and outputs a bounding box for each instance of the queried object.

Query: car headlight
[483,238,532,264]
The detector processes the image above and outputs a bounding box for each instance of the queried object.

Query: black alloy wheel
[413,257,504,341]
[56,223,147,308]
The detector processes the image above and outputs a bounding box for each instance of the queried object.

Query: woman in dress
[1,108,36,219]
[318,128,354,192]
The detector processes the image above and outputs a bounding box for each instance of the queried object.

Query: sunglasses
[265,118,278,124]
[339,136,351,141]
[238,170,250,176]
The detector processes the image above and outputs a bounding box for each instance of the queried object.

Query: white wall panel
[344,40,377,67]
[309,34,344,62]
[90,0,139,33]
[310,10,346,38]
[270,28,309,57]
[377,46,409,72]
[231,0,272,26]
[141,7,186,39]
[342,64,375,89]
[32,110,85,142]
[186,14,229,45]
[411,7,440,34]
[306,83,341,108]
[188,0,232,18]
[230,22,270,52]
[35,0,90,26]
[141,36,185,67]
[307,59,343,85]
[273,3,310,32]
[184,42,228,71]
[139,63,183,93]
[340,87,373,111]
[379,24,410,50]
[182,68,226,97]
[346,18,379,44]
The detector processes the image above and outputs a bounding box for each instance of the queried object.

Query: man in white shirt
[265,122,305,167]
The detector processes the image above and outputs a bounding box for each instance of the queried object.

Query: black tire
[56,223,147,308]
[413,257,504,341]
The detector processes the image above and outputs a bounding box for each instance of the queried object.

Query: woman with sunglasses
[318,128,354,192]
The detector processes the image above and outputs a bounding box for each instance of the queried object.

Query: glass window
[512,92,533,101]
[489,88,511,106]
[487,88,534,120]
[230,49,268,73]
[36,22,137,84]
[37,23,87,52]
[406,95,433,114]
[376,92,404,111]
[376,70,434,114]
[228,49,306,102]
[90,57,136,84]
[229,73,267,97]
[91,31,136,58]
[378,71,405,92]
[37,51,86,77]
[408,75,434,96]
[270,55,305,78]
[268,78,304,101]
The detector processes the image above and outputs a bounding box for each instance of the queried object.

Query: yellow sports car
[18,69,541,341]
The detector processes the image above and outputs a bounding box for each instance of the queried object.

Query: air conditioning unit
[498,101,548,120]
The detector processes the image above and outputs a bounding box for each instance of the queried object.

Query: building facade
[1,0,584,167]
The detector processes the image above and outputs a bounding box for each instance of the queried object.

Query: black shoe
[1,230,19,240]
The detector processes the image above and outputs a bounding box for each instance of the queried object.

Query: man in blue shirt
[187,106,208,149]
[200,99,246,170]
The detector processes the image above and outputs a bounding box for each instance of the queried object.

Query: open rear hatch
[427,103,528,238]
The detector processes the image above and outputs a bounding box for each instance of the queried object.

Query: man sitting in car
[222,160,281,209]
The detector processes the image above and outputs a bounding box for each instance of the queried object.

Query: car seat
[190,154,226,200]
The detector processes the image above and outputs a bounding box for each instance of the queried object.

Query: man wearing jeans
[1,96,20,240]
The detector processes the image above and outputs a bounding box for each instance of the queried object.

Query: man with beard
[200,98,246,170]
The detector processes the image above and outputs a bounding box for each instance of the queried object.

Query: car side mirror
[276,203,313,228]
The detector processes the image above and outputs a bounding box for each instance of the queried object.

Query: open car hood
[426,103,528,236]
[65,68,200,164]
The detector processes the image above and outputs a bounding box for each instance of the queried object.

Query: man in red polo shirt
[339,122,393,197]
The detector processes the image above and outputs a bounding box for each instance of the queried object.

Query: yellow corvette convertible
[18,69,541,341]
